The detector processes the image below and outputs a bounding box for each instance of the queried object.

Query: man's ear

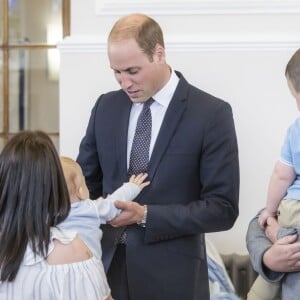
[154,44,165,63]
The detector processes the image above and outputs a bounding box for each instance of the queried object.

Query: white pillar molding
[58,34,300,53]
[95,0,300,16]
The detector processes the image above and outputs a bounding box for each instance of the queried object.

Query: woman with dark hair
[0,131,149,300]
[0,131,70,281]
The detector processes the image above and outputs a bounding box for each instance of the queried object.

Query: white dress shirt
[127,69,179,168]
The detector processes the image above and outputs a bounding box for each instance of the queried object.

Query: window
[0,0,70,150]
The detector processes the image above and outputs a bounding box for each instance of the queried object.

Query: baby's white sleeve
[93,182,141,223]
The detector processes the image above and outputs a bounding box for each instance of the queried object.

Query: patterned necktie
[119,98,154,244]
[128,98,154,175]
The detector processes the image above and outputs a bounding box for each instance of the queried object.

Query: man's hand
[109,201,145,227]
[263,234,300,272]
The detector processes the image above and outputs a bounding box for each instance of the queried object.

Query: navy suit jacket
[77,72,239,300]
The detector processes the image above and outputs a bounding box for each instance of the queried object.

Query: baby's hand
[129,173,150,190]
[258,208,276,229]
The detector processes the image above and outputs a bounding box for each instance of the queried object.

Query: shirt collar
[152,68,179,107]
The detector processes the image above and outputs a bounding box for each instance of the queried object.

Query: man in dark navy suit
[77,13,239,300]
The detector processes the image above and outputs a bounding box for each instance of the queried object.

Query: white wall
[59,0,300,254]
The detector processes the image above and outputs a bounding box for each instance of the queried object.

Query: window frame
[0,0,70,143]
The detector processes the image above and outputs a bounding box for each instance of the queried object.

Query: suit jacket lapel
[115,95,132,178]
[148,76,189,179]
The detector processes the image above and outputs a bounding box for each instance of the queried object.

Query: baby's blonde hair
[60,156,88,202]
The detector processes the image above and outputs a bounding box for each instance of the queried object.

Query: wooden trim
[1,44,57,50]
[0,132,59,138]
[3,49,9,134]
[63,0,71,37]
[2,0,8,44]
[2,0,9,134]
